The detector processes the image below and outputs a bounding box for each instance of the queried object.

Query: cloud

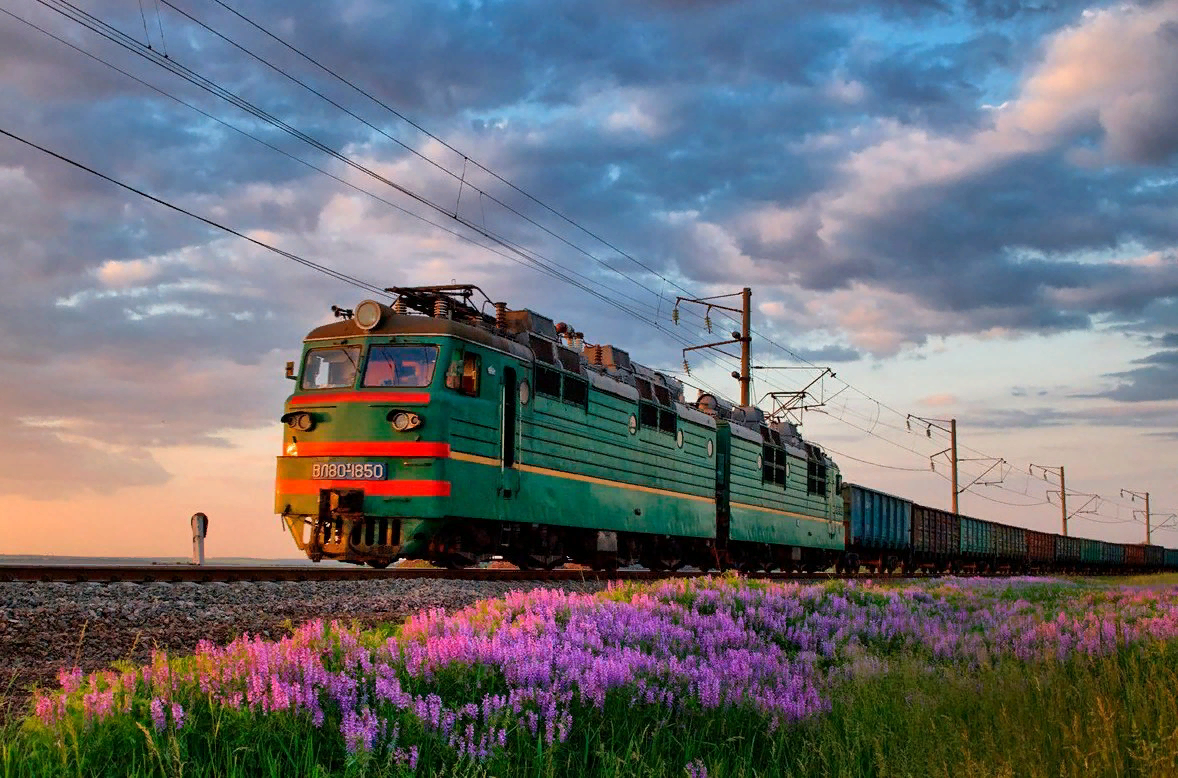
[1003,4,1178,164]
[1010,386,1050,397]
[969,399,1178,430]
[1099,340,1178,402]
[712,1,1178,352]
[0,422,170,498]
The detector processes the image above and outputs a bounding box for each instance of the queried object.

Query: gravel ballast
[0,578,609,722]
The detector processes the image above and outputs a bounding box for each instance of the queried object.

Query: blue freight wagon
[841,483,911,573]
[959,515,996,569]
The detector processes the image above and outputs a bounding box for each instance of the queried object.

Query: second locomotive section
[275,285,845,569]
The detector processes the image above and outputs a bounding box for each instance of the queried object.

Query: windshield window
[363,345,439,388]
[300,346,361,390]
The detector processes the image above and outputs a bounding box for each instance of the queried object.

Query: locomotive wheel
[367,560,391,569]
[438,551,481,570]
[641,555,682,573]
[641,556,666,572]
[507,553,539,571]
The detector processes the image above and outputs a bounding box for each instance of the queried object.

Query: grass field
[4,575,1178,778]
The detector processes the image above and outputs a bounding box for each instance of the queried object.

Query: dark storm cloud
[1099,344,1178,402]
[848,34,1010,132]
[771,144,1178,340]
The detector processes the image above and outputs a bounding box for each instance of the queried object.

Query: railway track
[0,564,855,584]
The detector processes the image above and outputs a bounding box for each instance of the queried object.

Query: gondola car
[275,284,844,569]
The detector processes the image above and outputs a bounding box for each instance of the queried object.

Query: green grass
[1091,573,1178,587]
[780,642,1178,778]
[5,642,1178,777]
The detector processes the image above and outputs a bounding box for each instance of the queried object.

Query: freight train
[275,284,1178,574]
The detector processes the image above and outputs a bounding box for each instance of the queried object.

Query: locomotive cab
[275,286,529,567]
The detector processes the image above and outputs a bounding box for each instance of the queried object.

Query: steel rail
[0,564,861,584]
[0,564,1130,584]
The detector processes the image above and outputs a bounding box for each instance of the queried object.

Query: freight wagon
[1055,535,1082,570]
[911,503,959,572]
[841,484,910,573]
[1027,530,1053,570]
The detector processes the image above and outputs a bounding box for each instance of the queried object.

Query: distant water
[0,555,350,567]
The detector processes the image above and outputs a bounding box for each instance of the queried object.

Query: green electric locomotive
[275,284,844,569]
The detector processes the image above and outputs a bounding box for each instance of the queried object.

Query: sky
[2,0,1178,559]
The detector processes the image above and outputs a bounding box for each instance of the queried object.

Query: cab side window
[460,352,481,396]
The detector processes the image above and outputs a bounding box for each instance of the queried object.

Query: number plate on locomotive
[311,462,387,480]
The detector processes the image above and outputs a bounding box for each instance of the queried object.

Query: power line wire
[0,126,389,295]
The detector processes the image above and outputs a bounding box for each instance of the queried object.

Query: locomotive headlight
[354,299,385,330]
[282,411,316,431]
[388,410,423,431]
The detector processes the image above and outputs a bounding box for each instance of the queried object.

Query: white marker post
[190,512,209,565]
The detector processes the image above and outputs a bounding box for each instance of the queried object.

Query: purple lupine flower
[150,698,166,732]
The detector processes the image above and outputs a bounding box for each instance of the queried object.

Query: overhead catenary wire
[202,0,710,297]
[0,126,390,295]
[818,445,933,473]
[156,0,721,330]
[6,2,692,339]
[27,0,721,342]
